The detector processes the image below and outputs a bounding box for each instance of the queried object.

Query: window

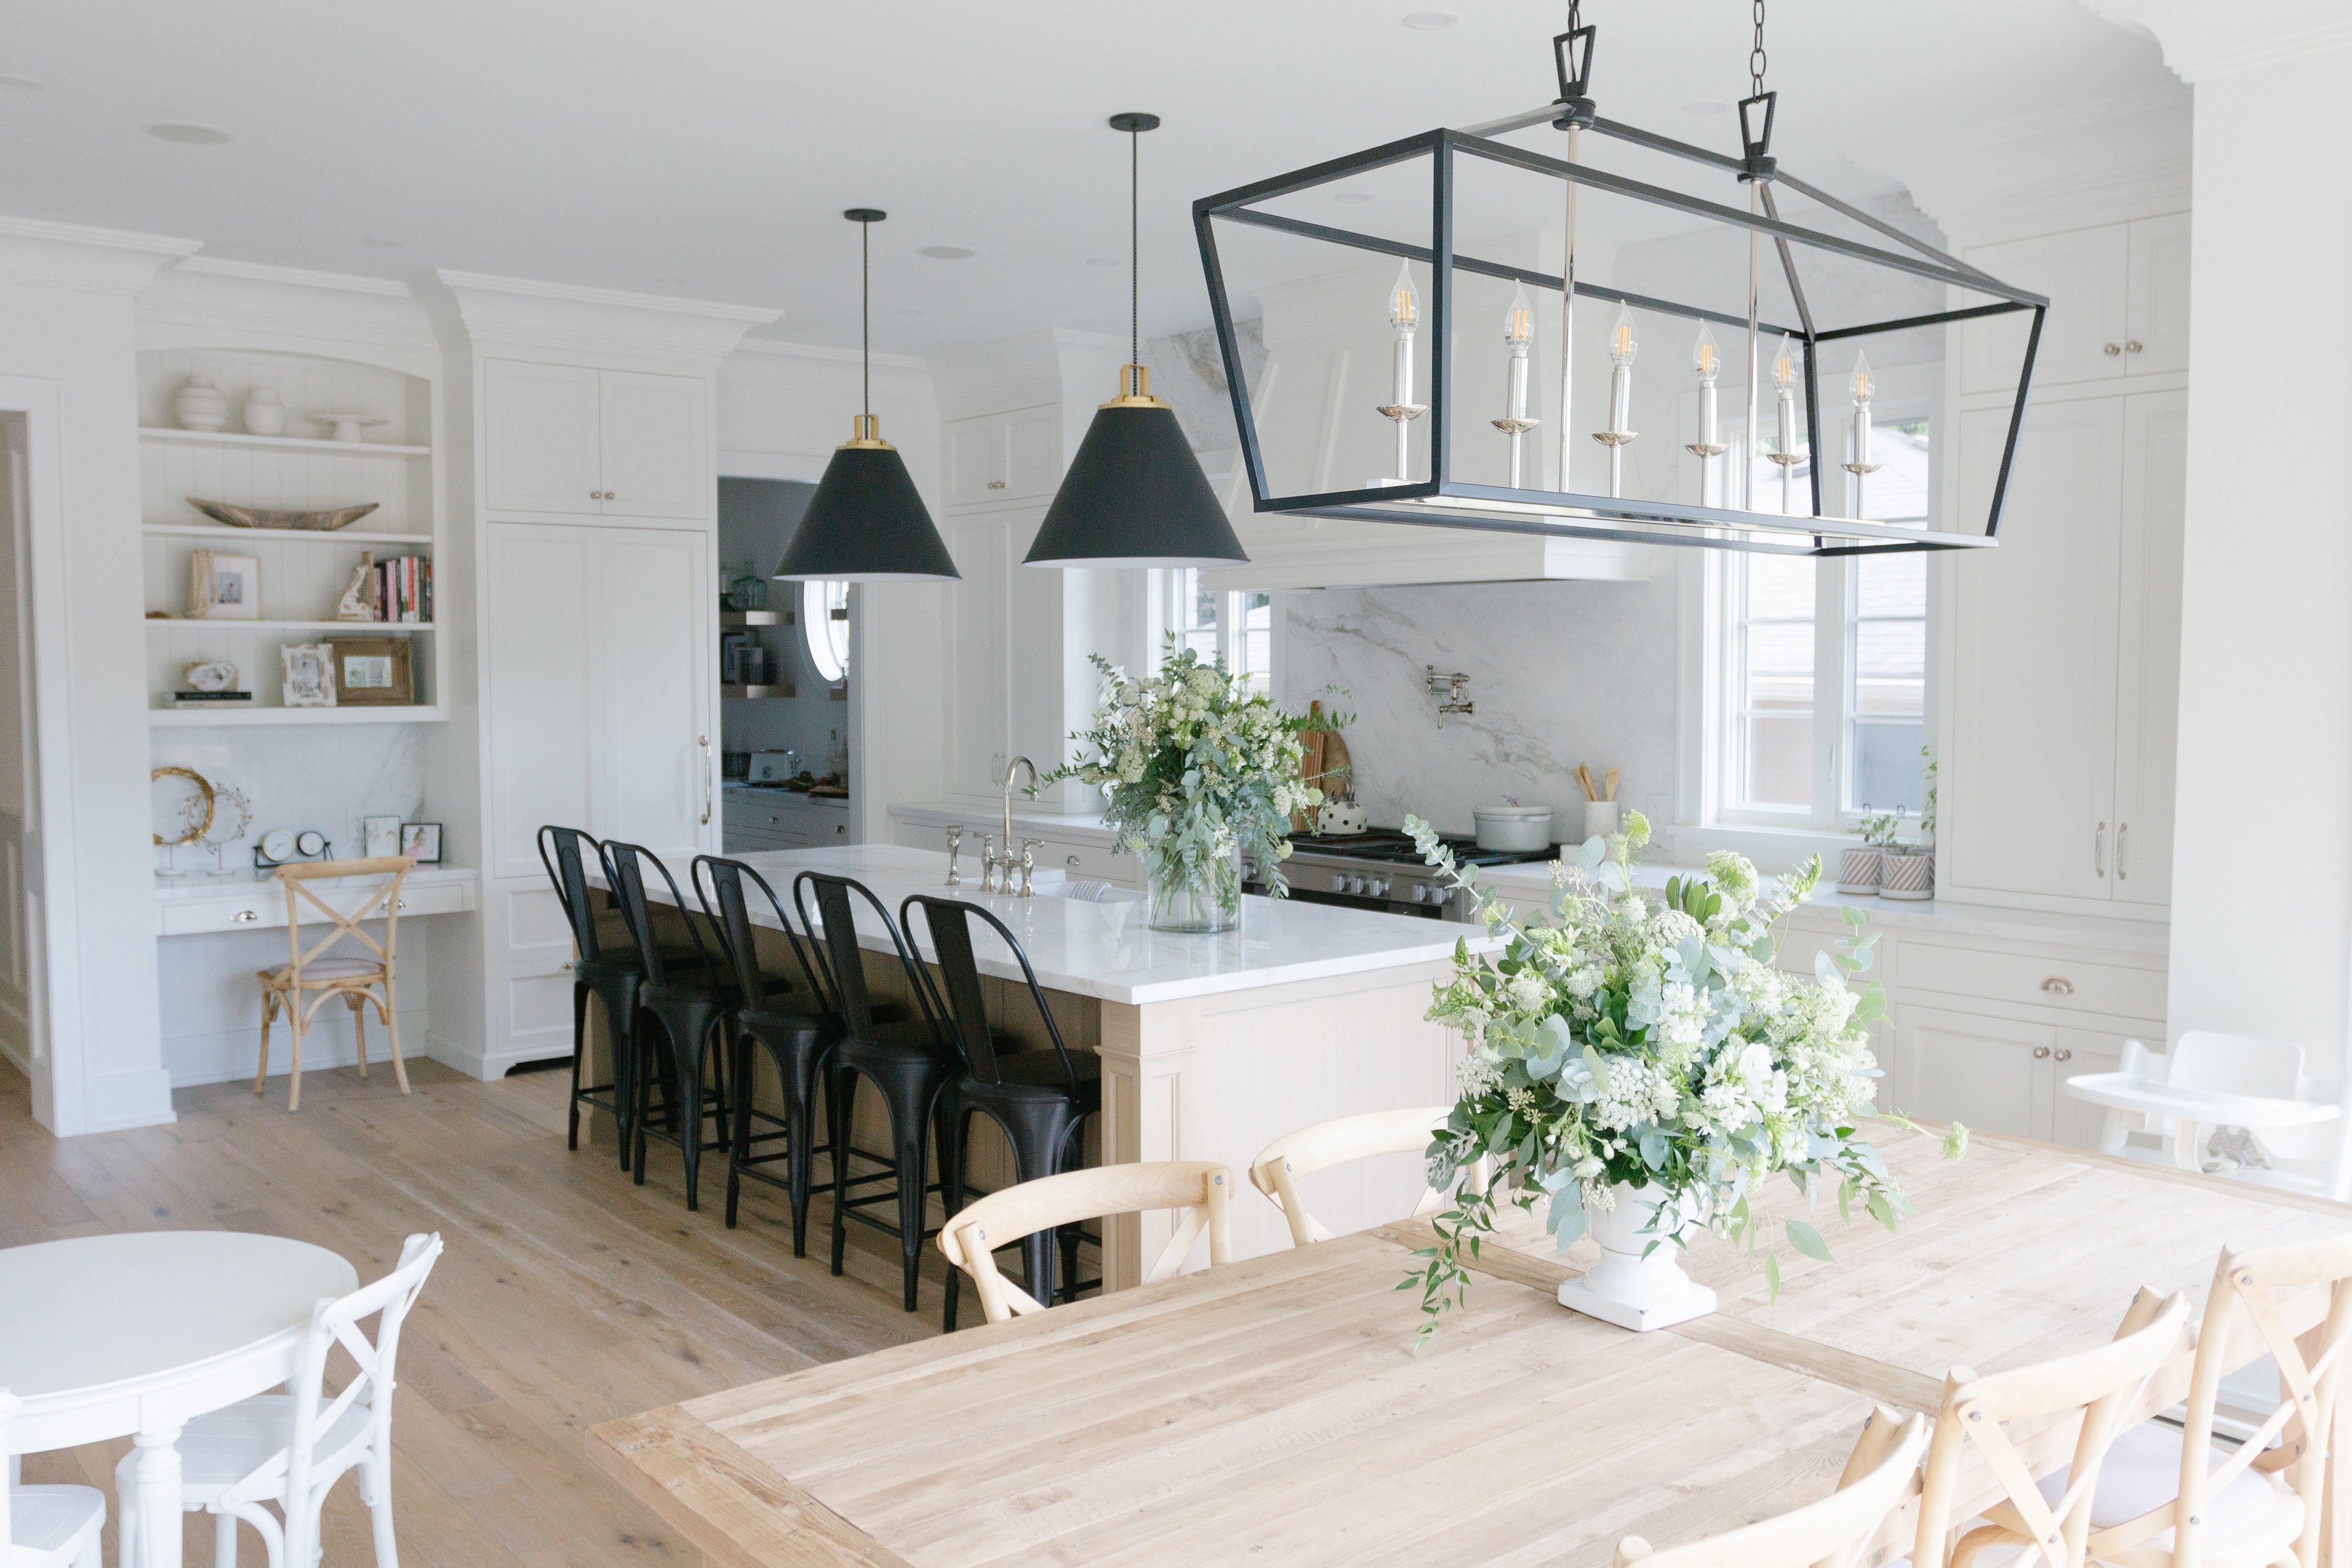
[1720,421,1929,827]
[1159,569,1272,696]
[802,580,849,684]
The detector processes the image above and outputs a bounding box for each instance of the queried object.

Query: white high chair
[0,1391,105,1568]
[2060,1031,2352,1200]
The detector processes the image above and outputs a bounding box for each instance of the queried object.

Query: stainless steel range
[1242,828,1561,922]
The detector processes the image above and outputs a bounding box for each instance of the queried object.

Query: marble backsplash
[150,724,427,875]
[1277,575,1679,843]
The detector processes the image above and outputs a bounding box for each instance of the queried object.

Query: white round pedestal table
[0,1232,358,1568]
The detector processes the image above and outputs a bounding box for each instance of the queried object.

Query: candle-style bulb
[1773,334,1798,391]
[1850,350,1874,404]
[1608,301,1638,367]
[1501,282,1533,347]
[1389,262,1419,331]
[1692,323,1720,382]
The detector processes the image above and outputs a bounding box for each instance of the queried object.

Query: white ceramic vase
[242,387,286,436]
[174,375,229,432]
[1556,1182,1718,1332]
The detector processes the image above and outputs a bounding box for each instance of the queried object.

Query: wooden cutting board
[1293,700,1328,833]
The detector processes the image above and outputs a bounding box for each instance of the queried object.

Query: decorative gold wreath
[151,765,216,847]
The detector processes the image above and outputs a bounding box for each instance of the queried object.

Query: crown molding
[174,255,411,297]
[2086,0,2352,82]
[0,214,200,296]
[728,336,927,372]
[432,269,781,324]
[424,268,782,367]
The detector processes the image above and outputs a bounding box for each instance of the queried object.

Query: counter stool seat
[603,841,736,1211]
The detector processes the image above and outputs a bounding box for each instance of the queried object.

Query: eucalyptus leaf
[1575,835,1606,870]
[1785,1219,1834,1262]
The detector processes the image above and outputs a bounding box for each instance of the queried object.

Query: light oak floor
[2,1057,941,1568]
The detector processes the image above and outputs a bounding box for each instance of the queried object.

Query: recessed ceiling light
[1084,257,1120,268]
[0,76,44,93]
[1682,101,1730,116]
[1334,191,1376,204]
[145,121,232,144]
[919,245,977,260]
[360,237,402,249]
[1401,11,1457,29]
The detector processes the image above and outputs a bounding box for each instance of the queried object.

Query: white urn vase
[242,387,286,436]
[1556,1182,1718,1332]
[174,375,229,432]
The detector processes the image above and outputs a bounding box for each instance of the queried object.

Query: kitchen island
[607,844,1484,1288]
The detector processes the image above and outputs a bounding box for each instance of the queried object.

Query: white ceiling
[0,0,2175,357]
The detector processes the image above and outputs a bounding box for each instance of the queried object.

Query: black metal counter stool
[799,870,960,1314]
[539,825,643,1171]
[903,894,1102,1331]
[602,841,735,1210]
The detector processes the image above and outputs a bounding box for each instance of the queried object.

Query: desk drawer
[157,880,470,936]
[1896,940,2164,1020]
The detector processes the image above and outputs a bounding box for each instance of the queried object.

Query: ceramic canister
[174,375,229,432]
[242,388,286,436]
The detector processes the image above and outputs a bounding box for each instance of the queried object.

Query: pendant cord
[1130,122,1140,371]
[861,216,871,419]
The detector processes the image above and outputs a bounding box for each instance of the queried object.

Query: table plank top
[588,1132,2352,1568]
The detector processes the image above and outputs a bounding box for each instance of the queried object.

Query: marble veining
[149,724,426,874]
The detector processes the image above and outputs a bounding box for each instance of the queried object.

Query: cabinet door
[1959,224,2131,394]
[484,360,604,515]
[598,370,709,520]
[1946,398,2125,903]
[944,415,1011,507]
[598,527,714,857]
[1003,404,1062,500]
[2111,391,2186,909]
[2124,213,2191,379]
[485,523,601,880]
[1897,1005,2054,1142]
[2046,1029,2129,1151]
[943,514,1011,798]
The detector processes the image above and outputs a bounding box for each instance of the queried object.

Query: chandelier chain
[1749,0,1767,98]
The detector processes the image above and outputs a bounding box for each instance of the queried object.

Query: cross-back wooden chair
[1957,1239,2352,1568]
[1615,1406,1928,1568]
[1917,1287,2191,1568]
[255,855,415,1112]
[938,1162,1232,1324]
[1249,1106,1471,1248]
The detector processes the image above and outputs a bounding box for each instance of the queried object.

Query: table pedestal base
[1557,1274,1718,1333]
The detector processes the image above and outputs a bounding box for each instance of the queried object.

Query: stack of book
[370,555,432,623]
[171,690,254,708]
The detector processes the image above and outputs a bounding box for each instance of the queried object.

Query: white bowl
[1474,805,1554,852]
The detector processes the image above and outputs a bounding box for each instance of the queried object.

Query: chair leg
[630,1009,656,1186]
[383,976,410,1094]
[890,1086,936,1314]
[215,1506,239,1568]
[567,980,588,1152]
[682,1018,712,1212]
[828,1066,858,1277]
[255,991,274,1094]
[786,1049,824,1259]
[941,1104,971,1333]
[725,1027,753,1230]
[287,994,308,1112]
[368,1447,400,1568]
[349,990,369,1079]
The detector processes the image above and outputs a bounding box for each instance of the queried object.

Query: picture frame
[328,636,415,707]
[399,822,442,863]
[190,549,260,620]
[280,643,336,708]
[362,815,402,858]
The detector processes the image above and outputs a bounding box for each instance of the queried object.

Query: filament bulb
[1608,300,1638,366]
[1501,282,1534,347]
[1773,334,1798,390]
[1692,323,1720,381]
[1851,351,1874,403]
[1389,261,1419,331]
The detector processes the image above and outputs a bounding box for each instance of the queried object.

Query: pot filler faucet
[979,755,1040,896]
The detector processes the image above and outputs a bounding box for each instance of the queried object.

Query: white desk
[153,866,478,937]
[0,1231,359,1568]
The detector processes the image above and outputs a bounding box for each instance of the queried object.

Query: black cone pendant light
[1024,114,1248,569]
[773,209,959,584]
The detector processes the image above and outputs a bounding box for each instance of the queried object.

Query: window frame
[1148,568,1277,697]
[802,579,849,685]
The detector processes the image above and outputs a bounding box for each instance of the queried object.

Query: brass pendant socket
[1100,363,1168,410]
[841,412,894,450]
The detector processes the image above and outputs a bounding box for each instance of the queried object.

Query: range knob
[1368,877,1391,899]
[1410,883,1429,903]
[1331,873,1349,893]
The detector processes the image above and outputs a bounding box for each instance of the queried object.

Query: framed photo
[362,815,402,858]
[190,549,260,620]
[399,822,442,863]
[280,643,335,708]
[328,637,415,707]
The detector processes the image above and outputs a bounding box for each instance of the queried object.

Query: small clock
[259,829,295,864]
[296,830,326,858]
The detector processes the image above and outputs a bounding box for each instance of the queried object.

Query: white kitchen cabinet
[1958,216,2189,394]
[2110,391,2187,907]
[722,794,852,854]
[484,359,709,520]
[944,404,1058,507]
[1894,1005,2127,1149]
[944,512,1018,799]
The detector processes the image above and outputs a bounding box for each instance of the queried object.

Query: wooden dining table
[588,1129,2352,1567]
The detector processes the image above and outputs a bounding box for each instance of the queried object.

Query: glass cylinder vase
[1148,844,1244,934]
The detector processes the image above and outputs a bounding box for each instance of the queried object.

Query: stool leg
[828,1066,858,1277]
[567,980,588,1151]
[890,1085,932,1313]
[786,1046,824,1259]
[725,1025,753,1230]
[349,991,369,1079]
[630,1008,655,1186]
[682,1016,712,1212]
[940,1103,971,1333]
[611,984,636,1172]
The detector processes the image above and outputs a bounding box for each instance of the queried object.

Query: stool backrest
[276,856,415,985]
[600,841,717,988]
[536,825,606,964]
[899,894,1080,1090]
[938,1162,1233,1323]
[794,871,933,1049]
[1615,1407,1928,1568]
[1249,1106,1457,1248]
[692,855,826,1016]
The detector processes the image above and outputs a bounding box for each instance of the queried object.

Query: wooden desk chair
[1249,1106,1464,1248]
[255,856,415,1112]
[1959,1239,2352,1568]
[1615,1406,1928,1568]
[1917,1287,2190,1568]
[938,1162,1232,1325]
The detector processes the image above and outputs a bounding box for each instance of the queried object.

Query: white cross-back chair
[1249,1107,1478,1249]
[255,857,416,1113]
[2062,1032,2351,1200]
[939,1163,1231,1324]
[0,1391,105,1568]
[116,1233,443,1568]
[1614,1406,1928,1568]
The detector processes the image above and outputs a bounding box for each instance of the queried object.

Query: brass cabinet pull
[2054,1048,2073,1062]
[231,909,259,923]
[2032,1046,2051,1059]
[2040,977,2074,995]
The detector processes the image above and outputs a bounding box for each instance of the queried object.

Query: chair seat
[2020,1420,2301,1562]
[8,1483,105,1558]
[258,956,386,987]
[836,1018,952,1069]
[114,1393,373,1509]
[963,1049,1102,1107]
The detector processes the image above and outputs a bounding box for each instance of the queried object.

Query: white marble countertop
[603,843,1492,1007]
[153,864,479,904]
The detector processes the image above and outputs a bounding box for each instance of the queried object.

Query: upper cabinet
[483,358,709,520]
[943,404,1059,507]
[1958,215,2190,395]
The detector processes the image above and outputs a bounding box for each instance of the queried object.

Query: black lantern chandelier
[774,208,959,584]
[1191,3,2047,557]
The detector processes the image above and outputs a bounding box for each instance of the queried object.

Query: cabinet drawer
[727,799,808,834]
[724,825,807,854]
[158,880,467,936]
[1896,940,2163,1020]
[1037,837,1138,890]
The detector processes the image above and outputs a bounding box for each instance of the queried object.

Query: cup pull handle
[2040,977,2074,996]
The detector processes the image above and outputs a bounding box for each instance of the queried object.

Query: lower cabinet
[1894,1003,2132,1148]
[721,795,851,855]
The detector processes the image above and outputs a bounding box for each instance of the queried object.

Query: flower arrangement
[1403,809,1963,1345]
[1040,639,1334,931]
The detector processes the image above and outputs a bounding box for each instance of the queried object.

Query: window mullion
[1815,557,1846,828]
